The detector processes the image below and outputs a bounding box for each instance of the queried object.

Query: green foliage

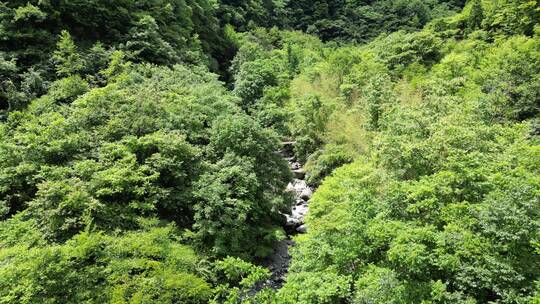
[2,0,540,302]
[53,31,85,77]
[228,4,540,302]
[370,30,444,72]
[0,53,47,114]
[100,50,131,81]
[305,144,355,186]
[217,0,285,30]
[0,213,46,248]
[194,153,283,257]
[353,266,406,304]
[0,0,233,116]
[285,128,539,301]
[276,270,352,304]
[467,0,484,31]
[194,113,291,256]
[39,75,89,105]
[475,35,540,121]
[0,63,291,258]
[483,0,540,36]
[289,94,336,162]
[0,0,226,68]
[0,223,213,304]
[281,0,462,43]
[234,60,279,108]
[211,257,271,303]
[122,15,181,65]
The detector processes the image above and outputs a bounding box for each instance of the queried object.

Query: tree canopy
[1,0,539,303]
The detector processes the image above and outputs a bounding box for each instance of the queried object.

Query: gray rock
[286,183,296,193]
[293,169,306,179]
[290,162,301,170]
[300,187,313,201]
[286,179,311,197]
[296,225,308,233]
[292,179,308,192]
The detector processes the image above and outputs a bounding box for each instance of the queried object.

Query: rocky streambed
[256,142,314,289]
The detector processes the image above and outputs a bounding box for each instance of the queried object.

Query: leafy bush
[305,144,355,186]
[0,63,291,257]
[0,222,213,304]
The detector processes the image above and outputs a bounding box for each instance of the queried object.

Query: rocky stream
[255,141,314,290]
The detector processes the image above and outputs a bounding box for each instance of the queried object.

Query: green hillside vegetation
[225,1,540,302]
[0,0,539,303]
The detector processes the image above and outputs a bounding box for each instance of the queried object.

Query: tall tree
[52,30,84,77]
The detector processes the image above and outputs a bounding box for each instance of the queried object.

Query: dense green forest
[0,0,539,303]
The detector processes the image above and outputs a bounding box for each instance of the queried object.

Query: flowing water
[255,142,313,290]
